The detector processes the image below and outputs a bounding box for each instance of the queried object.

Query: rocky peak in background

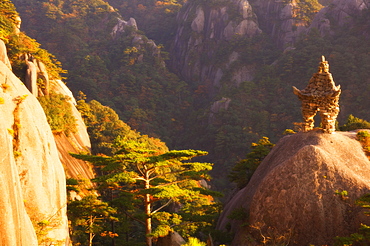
[171,0,261,95]
[170,0,370,90]
[111,16,165,66]
[111,17,138,38]
[309,0,370,36]
[249,0,318,48]
[169,0,323,109]
[217,130,370,245]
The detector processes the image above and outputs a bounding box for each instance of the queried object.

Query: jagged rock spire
[293,56,341,133]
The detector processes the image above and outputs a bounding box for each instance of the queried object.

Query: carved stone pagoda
[293,56,341,133]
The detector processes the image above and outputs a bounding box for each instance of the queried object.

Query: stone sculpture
[293,56,341,133]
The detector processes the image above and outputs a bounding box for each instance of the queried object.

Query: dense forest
[18,0,369,192]
[2,0,370,245]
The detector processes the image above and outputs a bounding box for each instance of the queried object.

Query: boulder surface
[218,130,370,245]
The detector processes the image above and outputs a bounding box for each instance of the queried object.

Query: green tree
[0,0,19,40]
[229,137,275,189]
[335,194,370,245]
[38,93,77,135]
[72,140,219,246]
[68,195,117,246]
[76,98,168,155]
[339,114,370,131]
[182,237,207,246]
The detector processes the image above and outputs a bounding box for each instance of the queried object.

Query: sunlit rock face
[217,130,370,245]
[51,80,94,181]
[0,60,69,244]
[0,114,37,245]
[0,40,11,70]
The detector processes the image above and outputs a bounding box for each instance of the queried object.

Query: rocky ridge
[248,0,313,48]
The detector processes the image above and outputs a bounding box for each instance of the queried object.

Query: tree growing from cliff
[38,93,77,136]
[229,137,275,189]
[72,140,220,246]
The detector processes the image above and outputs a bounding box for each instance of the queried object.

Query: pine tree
[229,137,274,189]
[72,140,220,246]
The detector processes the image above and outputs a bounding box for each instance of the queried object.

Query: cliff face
[0,58,69,244]
[249,0,312,47]
[171,0,369,99]
[171,0,261,96]
[51,80,94,181]
[309,0,370,36]
[217,130,370,245]
[0,106,37,245]
[170,0,320,101]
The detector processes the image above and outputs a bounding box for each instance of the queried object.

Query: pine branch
[153,179,187,188]
[151,199,173,214]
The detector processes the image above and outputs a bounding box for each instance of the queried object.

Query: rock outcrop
[249,0,317,48]
[0,40,11,70]
[157,232,186,246]
[51,80,94,181]
[171,0,261,94]
[111,17,164,66]
[23,53,50,97]
[0,60,69,244]
[309,0,369,36]
[24,54,38,96]
[218,130,370,245]
[111,17,138,38]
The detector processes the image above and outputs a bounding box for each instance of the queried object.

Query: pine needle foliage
[339,114,370,131]
[335,194,370,245]
[229,137,274,189]
[71,140,221,246]
[38,93,77,135]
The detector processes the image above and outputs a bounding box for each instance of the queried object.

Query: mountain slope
[10,0,370,193]
[11,0,191,145]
